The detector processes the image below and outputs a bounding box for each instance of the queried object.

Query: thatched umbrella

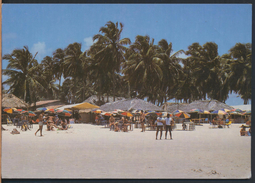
[100,98,164,112]
[2,94,29,109]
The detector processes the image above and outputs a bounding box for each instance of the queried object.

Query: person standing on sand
[156,113,164,140]
[35,111,44,136]
[165,114,173,139]
[140,110,146,132]
[109,114,115,131]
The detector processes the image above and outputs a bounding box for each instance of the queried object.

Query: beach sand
[2,123,251,179]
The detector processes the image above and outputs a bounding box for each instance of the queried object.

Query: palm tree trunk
[59,76,61,97]
[72,77,76,104]
[128,81,130,99]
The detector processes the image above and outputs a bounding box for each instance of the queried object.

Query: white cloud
[31,42,46,62]
[83,37,94,51]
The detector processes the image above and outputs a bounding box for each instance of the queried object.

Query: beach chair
[226,121,231,128]
[7,118,13,126]
[16,121,23,128]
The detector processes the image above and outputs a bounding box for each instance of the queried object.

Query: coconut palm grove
[2,21,251,107]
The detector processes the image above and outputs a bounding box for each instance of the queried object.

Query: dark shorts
[166,125,172,131]
[156,126,163,131]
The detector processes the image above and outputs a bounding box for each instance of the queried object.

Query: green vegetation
[2,21,252,106]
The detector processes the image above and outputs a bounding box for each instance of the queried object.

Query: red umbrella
[56,110,72,114]
[121,112,133,117]
[15,108,25,112]
[175,112,190,118]
[21,111,36,117]
[59,112,72,117]
[45,108,56,113]
[3,108,15,114]
[102,112,112,116]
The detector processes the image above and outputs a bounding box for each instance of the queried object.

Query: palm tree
[53,48,65,95]
[63,42,86,103]
[41,56,59,99]
[91,21,131,101]
[123,35,163,104]
[2,46,44,106]
[185,42,223,101]
[156,39,184,104]
[224,43,252,104]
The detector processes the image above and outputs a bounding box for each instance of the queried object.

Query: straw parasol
[100,98,164,112]
[2,94,29,109]
[164,99,234,113]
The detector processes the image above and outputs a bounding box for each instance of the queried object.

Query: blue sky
[2,4,252,106]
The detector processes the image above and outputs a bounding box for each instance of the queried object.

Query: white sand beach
[2,123,251,179]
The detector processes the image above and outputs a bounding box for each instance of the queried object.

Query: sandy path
[2,123,251,179]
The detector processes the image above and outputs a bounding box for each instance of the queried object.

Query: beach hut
[56,102,99,123]
[2,94,30,124]
[2,94,29,109]
[164,99,234,123]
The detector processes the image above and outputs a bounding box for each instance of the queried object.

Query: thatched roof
[31,100,65,108]
[100,98,164,112]
[231,105,251,111]
[2,94,29,108]
[164,99,234,113]
[83,95,126,106]
[163,103,189,113]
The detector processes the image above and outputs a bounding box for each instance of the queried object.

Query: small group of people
[155,113,174,140]
[35,111,69,137]
[95,114,105,125]
[212,116,231,128]
[240,125,251,136]
[109,115,132,132]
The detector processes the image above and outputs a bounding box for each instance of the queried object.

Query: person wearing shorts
[156,113,164,140]
[165,114,173,139]
[35,111,44,136]
[109,114,115,131]
[140,110,146,132]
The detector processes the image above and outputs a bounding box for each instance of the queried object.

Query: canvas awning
[70,102,99,110]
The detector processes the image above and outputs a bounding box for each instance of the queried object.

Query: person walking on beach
[156,113,164,140]
[140,110,146,132]
[165,114,173,139]
[35,111,44,136]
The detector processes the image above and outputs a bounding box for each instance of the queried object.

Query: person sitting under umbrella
[58,117,68,130]
[240,125,248,136]
[46,114,58,131]
[122,117,130,132]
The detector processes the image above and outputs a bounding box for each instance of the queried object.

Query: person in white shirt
[165,114,173,139]
[156,113,165,140]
